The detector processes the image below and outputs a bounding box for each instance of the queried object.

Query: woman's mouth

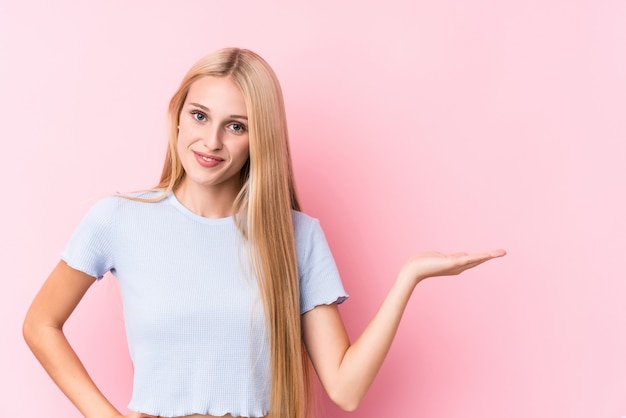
[193,151,224,167]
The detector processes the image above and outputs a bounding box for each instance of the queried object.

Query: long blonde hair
[157,48,309,418]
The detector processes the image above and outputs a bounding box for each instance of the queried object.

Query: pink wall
[3,1,625,417]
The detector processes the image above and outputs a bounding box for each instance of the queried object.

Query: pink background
[3,1,626,417]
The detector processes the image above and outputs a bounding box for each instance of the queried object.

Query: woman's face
[177,76,250,194]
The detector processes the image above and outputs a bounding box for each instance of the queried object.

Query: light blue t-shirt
[61,191,348,418]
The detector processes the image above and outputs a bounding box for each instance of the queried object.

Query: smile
[193,151,225,168]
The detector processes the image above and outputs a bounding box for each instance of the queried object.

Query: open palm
[401,249,506,285]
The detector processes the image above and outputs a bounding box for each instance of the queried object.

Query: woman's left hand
[399,249,506,286]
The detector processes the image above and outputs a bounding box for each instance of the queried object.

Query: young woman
[23,48,505,418]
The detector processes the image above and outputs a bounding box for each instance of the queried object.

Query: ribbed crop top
[61,191,348,417]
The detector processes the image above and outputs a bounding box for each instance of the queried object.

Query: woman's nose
[203,126,223,150]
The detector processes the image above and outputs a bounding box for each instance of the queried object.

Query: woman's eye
[229,122,247,134]
[191,110,206,122]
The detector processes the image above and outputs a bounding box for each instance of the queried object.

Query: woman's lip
[193,150,224,161]
[193,151,224,167]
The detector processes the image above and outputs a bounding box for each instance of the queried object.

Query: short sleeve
[60,197,117,280]
[294,213,348,314]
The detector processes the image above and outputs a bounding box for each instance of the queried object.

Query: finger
[463,249,506,263]
[454,253,490,266]
[458,254,504,272]
[463,259,490,270]
[487,249,507,257]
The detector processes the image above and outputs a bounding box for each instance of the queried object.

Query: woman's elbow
[337,401,360,413]
[22,311,53,351]
[328,390,363,412]
[22,313,39,349]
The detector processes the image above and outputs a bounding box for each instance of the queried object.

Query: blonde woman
[23,48,506,418]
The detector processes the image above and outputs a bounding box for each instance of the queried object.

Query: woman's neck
[173,179,240,218]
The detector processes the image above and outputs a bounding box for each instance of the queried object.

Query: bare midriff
[152,413,260,418]
[170,415,238,418]
[169,414,248,418]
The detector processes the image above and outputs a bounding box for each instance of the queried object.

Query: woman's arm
[302,249,506,411]
[23,261,148,418]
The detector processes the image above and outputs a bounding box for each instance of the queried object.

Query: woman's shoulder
[85,189,170,216]
[291,210,328,244]
[115,189,169,201]
[291,210,319,229]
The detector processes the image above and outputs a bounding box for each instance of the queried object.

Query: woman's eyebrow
[189,102,209,111]
[188,102,248,120]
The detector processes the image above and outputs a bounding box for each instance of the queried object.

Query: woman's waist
[169,414,240,418]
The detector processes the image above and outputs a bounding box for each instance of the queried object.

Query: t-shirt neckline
[166,191,235,225]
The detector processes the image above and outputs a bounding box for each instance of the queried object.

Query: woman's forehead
[185,76,247,116]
